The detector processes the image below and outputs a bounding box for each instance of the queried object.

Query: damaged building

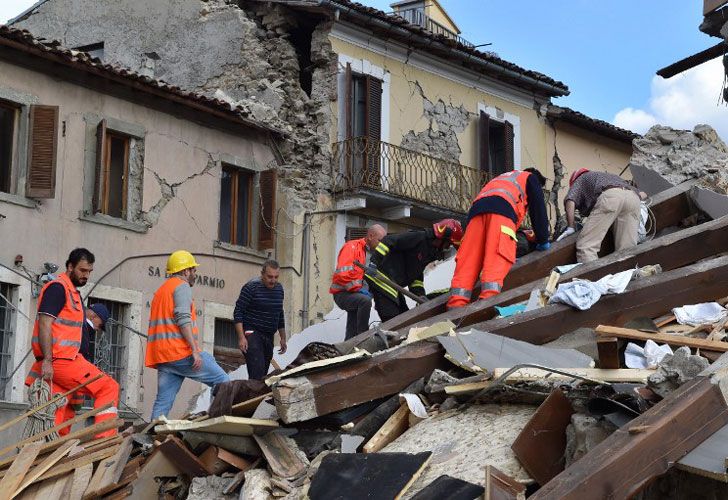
[11,0,640,336]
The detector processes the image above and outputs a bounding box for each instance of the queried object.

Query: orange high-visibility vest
[145,277,199,367]
[32,273,84,360]
[473,170,531,228]
[330,238,367,294]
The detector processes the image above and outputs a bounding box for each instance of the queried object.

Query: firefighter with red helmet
[368,219,462,322]
[447,168,551,309]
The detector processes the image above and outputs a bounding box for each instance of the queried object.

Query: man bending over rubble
[330,224,387,339]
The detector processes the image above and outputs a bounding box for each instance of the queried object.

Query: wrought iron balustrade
[332,137,489,214]
[394,8,475,48]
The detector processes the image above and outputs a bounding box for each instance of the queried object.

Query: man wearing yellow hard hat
[146,250,229,419]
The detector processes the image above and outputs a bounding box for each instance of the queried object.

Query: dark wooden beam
[272,342,446,423]
[398,215,728,335]
[532,371,728,499]
[657,42,727,78]
[468,255,728,345]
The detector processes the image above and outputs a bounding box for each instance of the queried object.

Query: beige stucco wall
[547,121,634,209]
[0,59,285,422]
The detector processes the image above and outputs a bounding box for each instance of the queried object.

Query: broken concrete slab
[630,163,677,196]
[648,346,710,398]
[382,404,535,496]
[690,184,728,220]
[438,330,594,374]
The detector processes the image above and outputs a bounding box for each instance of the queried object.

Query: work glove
[365,263,378,275]
[359,289,372,298]
[556,227,576,242]
[535,242,551,251]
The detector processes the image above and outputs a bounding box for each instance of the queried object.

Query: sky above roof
[2,0,725,138]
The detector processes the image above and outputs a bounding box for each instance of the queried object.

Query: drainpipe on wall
[301,208,343,330]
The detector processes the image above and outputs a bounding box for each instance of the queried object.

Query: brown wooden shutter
[93,119,107,213]
[504,120,514,171]
[478,111,490,173]
[345,63,352,140]
[258,168,277,250]
[366,76,382,145]
[25,105,59,198]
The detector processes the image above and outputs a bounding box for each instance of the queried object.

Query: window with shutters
[213,318,244,373]
[0,101,18,195]
[89,118,144,225]
[219,164,253,247]
[345,70,383,186]
[478,110,514,177]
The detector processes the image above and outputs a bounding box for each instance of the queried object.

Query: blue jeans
[151,351,229,420]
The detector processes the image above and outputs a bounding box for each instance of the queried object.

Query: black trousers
[246,331,274,380]
[333,291,373,340]
[371,288,408,323]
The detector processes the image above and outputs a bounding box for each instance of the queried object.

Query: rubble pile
[2,169,728,499]
[631,124,728,194]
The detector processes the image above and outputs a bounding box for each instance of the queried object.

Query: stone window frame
[213,153,270,259]
[80,282,144,413]
[477,103,522,171]
[0,86,39,209]
[80,114,147,233]
[0,267,32,404]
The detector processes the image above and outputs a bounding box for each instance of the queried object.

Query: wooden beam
[595,325,728,352]
[35,445,120,483]
[531,369,728,499]
[597,337,621,369]
[340,184,697,351]
[363,403,410,454]
[467,255,728,346]
[82,436,134,499]
[272,341,446,423]
[402,214,728,336]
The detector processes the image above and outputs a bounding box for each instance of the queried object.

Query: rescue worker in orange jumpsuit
[447,168,551,309]
[369,219,463,322]
[330,224,387,340]
[26,248,119,438]
[147,250,229,420]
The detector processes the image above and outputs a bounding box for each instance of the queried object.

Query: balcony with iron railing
[331,137,489,215]
[394,7,475,48]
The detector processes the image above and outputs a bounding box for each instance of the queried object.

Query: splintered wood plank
[363,403,410,454]
[253,431,309,481]
[157,435,209,477]
[511,390,574,485]
[531,376,728,499]
[35,445,120,483]
[0,403,114,459]
[64,464,93,500]
[154,416,278,436]
[596,325,728,352]
[231,393,272,418]
[0,442,42,499]
[484,465,526,500]
[82,436,134,499]
[13,439,78,497]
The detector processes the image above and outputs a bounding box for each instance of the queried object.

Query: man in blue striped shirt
[234,260,287,380]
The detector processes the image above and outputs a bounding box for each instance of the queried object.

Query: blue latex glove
[359,289,372,298]
[535,242,551,251]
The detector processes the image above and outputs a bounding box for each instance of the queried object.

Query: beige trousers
[576,188,641,263]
